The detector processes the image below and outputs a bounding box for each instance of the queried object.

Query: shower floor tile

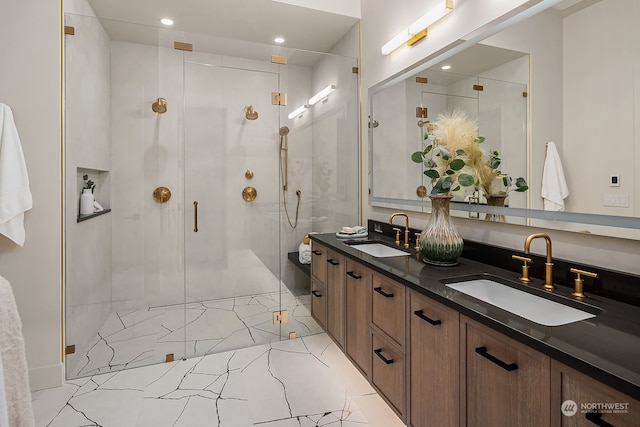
[67,288,323,379]
[33,334,405,427]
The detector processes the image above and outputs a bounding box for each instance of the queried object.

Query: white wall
[0,0,63,389]
[361,0,640,274]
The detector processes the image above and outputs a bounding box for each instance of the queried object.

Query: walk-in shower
[63,11,359,379]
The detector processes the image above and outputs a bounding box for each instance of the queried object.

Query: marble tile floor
[67,288,324,380]
[32,333,405,427]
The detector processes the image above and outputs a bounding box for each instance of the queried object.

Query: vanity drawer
[371,331,406,420]
[371,272,406,349]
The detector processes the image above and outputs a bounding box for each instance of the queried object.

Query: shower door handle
[193,201,199,232]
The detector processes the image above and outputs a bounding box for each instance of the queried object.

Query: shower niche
[76,167,110,222]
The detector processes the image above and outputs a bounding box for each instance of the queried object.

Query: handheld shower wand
[279,126,300,229]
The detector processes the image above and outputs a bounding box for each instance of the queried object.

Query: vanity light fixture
[308,84,336,105]
[381,0,454,55]
[287,104,308,119]
[160,18,174,26]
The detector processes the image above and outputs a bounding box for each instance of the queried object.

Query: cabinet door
[409,291,459,427]
[372,332,406,420]
[551,360,640,427]
[311,242,327,283]
[345,260,371,378]
[371,273,406,350]
[326,249,345,349]
[310,279,326,329]
[462,316,550,427]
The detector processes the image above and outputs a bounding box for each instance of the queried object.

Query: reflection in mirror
[370,43,529,223]
[369,0,640,239]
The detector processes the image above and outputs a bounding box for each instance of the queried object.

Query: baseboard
[29,362,64,391]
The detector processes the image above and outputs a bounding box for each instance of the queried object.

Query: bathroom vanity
[309,228,640,427]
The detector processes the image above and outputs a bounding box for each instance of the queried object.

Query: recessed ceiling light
[274,37,285,44]
[160,18,174,26]
[441,65,452,70]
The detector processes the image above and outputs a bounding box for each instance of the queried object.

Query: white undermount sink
[347,242,409,258]
[445,277,600,326]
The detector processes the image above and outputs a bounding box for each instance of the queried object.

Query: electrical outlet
[603,195,629,207]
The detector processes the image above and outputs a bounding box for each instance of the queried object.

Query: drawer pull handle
[311,290,322,298]
[374,348,394,365]
[374,287,394,298]
[585,412,614,427]
[312,250,322,256]
[347,271,362,279]
[475,346,518,372]
[414,309,442,326]
[327,259,339,265]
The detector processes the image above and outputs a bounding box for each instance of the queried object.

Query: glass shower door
[182,61,283,359]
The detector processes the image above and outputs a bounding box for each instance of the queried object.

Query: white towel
[299,243,311,264]
[541,141,569,211]
[0,275,35,427]
[0,104,32,246]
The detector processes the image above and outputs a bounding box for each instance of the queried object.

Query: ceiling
[86,0,359,54]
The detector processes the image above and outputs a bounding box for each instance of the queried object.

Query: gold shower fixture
[244,105,258,120]
[152,97,167,114]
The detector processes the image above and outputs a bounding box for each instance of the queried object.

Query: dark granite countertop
[310,232,640,401]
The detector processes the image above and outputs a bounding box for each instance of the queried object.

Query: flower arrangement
[411,110,482,195]
[479,149,528,196]
[411,109,528,197]
[83,174,95,192]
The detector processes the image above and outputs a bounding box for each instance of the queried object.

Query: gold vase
[419,194,464,266]
[485,194,507,222]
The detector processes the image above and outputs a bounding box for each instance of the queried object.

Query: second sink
[443,275,601,326]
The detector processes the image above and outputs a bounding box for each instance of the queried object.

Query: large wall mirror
[369,0,640,239]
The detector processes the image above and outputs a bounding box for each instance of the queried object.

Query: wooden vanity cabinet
[326,249,345,349]
[551,360,640,427]
[461,316,551,427]
[310,278,326,329]
[408,291,459,427]
[345,259,372,378]
[311,241,637,427]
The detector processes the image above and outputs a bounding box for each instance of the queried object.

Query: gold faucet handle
[570,268,598,298]
[393,228,401,245]
[414,233,421,250]
[512,255,533,283]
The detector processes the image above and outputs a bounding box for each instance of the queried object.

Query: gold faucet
[389,212,410,248]
[524,233,554,290]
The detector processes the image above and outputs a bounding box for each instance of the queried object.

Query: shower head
[244,105,258,120]
[279,126,289,136]
[152,98,167,114]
